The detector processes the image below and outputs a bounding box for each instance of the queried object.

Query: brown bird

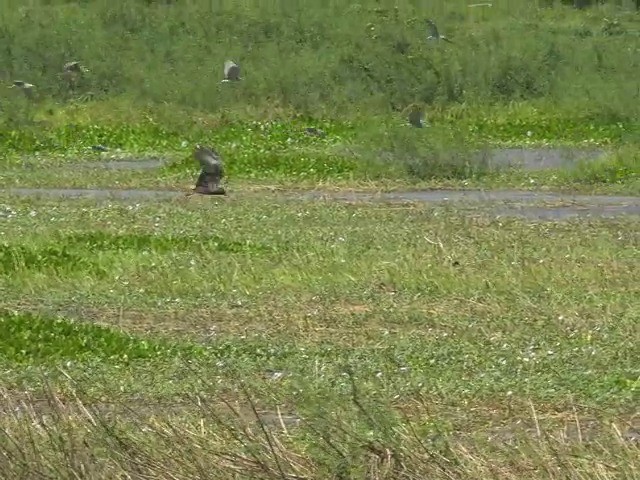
[191,144,226,195]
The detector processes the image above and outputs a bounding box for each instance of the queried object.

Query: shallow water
[484,147,605,170]
[492,204,640,220]
[3,187,638,220]
[303,189,640,206]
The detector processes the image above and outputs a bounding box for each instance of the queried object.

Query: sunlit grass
[0,193,638,477]
[1,0,639,477]
[1,1,639,191]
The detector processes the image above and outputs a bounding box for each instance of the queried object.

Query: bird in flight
[62,61,89,89]
[221,60,241,82]
[426,19,454,44]
[191,144,226,195]
[63,61,89,74]
[8,80,36,98]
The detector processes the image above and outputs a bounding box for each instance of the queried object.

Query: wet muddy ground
[2,187,639,220]
[2,147,637,220]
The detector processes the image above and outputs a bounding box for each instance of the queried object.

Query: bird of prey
[426,19,454,44]
[63,61,88,74]
[61,61,88,89]
[221,60,241,82]
[191,144,226,195]
[408,106,425,128]
[8,80,36,98]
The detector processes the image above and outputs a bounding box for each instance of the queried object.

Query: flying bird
[9,80,36,98]
[63,61,88,73]
[221,60,241,82]
[426,19,454,44]
[61,61,89,89]
[9,80,35,89]
[191,144,226,195]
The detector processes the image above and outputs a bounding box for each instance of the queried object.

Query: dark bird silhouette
[407,105,425,128]
[304,127,327,138]
[191,144,226,195]
[221,60,241,82]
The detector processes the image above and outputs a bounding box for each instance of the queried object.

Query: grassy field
[1,194,639,478]
[0,1,639,479]
[1,0,639,193]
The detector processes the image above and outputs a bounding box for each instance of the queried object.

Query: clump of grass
[460,104,635,147]
[0,380,637,480]
[563,146,640,185]
[0,121,184,158]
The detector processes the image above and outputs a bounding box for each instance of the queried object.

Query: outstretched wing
[64,61,81,72]
[193,145,225,194]
[194,145,224,175]
[195,169,222,190]
[223,60,240,81]
[426,20,440,39]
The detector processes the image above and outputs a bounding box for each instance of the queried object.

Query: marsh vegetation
[0,1,639,478]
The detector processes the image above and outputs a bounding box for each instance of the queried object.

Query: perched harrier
[426,19,454,44]
[192,144,226,195]
[221,60,241,82]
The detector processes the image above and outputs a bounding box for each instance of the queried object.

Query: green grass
[1,1,639,192]
[0,193,638,478]
[0,1,639,477]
